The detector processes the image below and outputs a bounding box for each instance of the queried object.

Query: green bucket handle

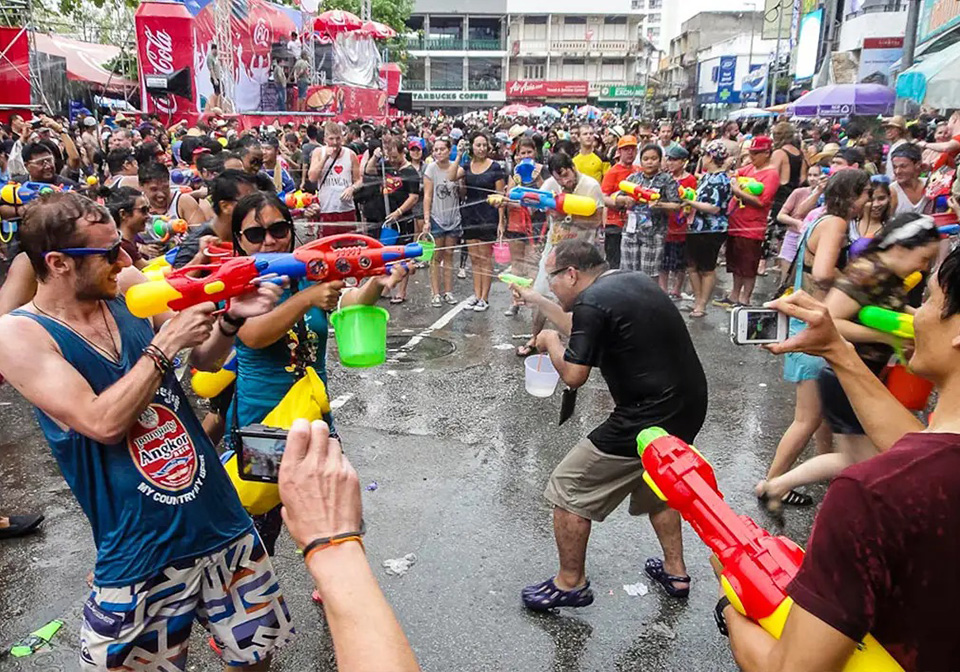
[415,232,436,263]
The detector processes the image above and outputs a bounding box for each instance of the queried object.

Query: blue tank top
[232,286,331,430]
[13,299,253,586]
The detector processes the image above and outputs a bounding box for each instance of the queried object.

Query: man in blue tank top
[0,192,292,671]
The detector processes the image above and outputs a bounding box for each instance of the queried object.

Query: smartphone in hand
[729,306,788,345]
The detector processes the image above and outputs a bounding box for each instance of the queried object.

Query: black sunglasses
[47,239,123,264]
[242,220,292,244]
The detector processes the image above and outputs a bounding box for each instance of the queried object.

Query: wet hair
[891,142,923,164]
[20,142,53,165]
[547,151,575,177]
[230,191,295,252]
[553,139,576,156]
[824,168,869,217]
[210,169,258,215]
[432,136,451,151]
[553,239,608,274]
[138,160,169,185]
[306,124,319,141]
[639,143,663,160]
[196,152,225,176]
[515,137,537,157]
[134,141,164,167]
[835,147,864,167]
[772,121,797,148]
[105,186,143,225]
[19,192,112,281]
[937,246,960,318]
[868,177,892,223]
[864,212,940,254]
[106,148,135,175]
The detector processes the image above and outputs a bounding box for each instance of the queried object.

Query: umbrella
[896,39,960,109]
[576,104,601,118]
[727,108,774,120]
[532,105,560,118]
[787,83,894,117]
[360,20,397,40]
[498,104,533,117]
[314,10,363,36]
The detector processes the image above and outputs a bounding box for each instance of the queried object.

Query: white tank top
[167,190,183,219]
[891,181,928,216]
[317,148,356,214]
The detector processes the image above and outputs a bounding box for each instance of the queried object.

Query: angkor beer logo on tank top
[127,403,198,492]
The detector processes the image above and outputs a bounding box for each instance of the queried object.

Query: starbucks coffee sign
[411,91,506,102]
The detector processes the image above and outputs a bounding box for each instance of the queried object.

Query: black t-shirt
[564,271,708,457]
[358,163,421,223]
[462,161,506,228]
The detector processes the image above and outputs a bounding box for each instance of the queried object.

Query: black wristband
[301,520,366,559]
[221,312,247,329]
[714,596,732,637]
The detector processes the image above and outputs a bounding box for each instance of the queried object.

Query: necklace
[32,300,121,362]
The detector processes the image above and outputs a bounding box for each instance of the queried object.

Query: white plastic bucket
[524,354,560,397]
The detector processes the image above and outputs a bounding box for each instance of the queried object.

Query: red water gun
[637,427,902,672]
[126,233,423,318]
[618,181,661,203]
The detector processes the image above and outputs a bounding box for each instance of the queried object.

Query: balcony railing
[405,36,504,51]
[430,78,465,90]
[467,79,503,90]
[404,79,427,91]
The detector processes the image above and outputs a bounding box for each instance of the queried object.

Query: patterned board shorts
[621,227,666,277]
[79,531,294,671]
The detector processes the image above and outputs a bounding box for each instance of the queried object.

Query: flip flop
[690,309,706,318]
[389,296,406,304]
[644,557,690,599]
[0,514,44,539]
[521,577,594,611]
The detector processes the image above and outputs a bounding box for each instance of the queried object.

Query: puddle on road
[385,334,456,364]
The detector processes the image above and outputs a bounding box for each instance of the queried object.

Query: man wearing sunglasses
[0,192,291,671]
[511,239,707,611]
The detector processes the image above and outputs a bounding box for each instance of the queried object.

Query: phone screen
[238,434,286,482]
[746,310,780,341]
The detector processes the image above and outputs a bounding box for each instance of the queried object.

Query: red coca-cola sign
[506,80,589,98]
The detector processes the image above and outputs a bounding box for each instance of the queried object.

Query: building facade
[400,0,662,113]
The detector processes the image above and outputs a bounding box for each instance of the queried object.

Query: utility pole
[895,0,921,113]
[742,4,756,110]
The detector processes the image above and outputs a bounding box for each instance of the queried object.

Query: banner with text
[715,56,737,103]
[506,80,589,99]
[857,37,903,86]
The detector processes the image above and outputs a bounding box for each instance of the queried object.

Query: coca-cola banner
[136,2,196,117]
[136,2,198,118]
[506,80,589,99]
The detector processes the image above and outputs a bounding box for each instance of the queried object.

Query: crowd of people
[0,103,958,672]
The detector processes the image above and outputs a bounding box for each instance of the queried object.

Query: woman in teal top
[229,192,404,563]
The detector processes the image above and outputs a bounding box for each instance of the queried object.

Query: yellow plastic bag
[223,366,330,515]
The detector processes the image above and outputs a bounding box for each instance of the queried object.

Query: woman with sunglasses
[228,192,406,597]
[107,186,155,270]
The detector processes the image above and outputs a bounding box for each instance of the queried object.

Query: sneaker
[680,292,696,301]
[473,299,489,312]
[712,296,736,309]
[431,294,442,308]
[504,304,520,317]
[442,292,457,305]
[457,268,467,279]
[465,295,479,307]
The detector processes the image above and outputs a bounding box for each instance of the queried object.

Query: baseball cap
[665,145,690,160]
[82,116,97,127]
[617,135,638,149]
[450,128,463,140]
[748,135,773,152]
[407,137,424,150]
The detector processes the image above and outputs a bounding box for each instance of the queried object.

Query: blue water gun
[170,168,202,187]
[0,181,70,206]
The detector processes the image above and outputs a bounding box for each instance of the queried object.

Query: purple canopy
[787,84,895,117]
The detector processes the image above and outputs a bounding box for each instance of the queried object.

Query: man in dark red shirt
[716,251,960,672]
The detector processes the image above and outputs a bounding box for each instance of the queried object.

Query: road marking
[330,393,354,410]
[387,300,469,362]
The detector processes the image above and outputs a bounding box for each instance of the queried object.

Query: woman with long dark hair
[758,213,940,510]
[758,169,871,509]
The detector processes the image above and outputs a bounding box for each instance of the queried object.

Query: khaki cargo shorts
[544,438,666,522]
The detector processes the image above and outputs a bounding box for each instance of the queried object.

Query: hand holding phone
[730,306,788,345]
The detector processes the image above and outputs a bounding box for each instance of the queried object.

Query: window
[648,13,660,23]
[523,63,545,79]
[646,26,660,40]
[601,59,626,80]
[525,15,547,23]
[649,0,662,8]
[524,20,547,40]
[711,65,719,82]
[565,16,587,24]
[431,58,463,90]
[631,0,645,8]
[468,57,502,90]
[604,15,627,24]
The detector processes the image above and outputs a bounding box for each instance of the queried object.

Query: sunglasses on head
[47,239,123,264]
[242,220,291,244]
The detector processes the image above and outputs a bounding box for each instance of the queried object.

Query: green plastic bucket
[330,304,390,368]
[416,233,436,263]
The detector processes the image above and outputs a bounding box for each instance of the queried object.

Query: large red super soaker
[636,427,902,672]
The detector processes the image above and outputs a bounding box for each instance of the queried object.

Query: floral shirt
[623,171,679,234]
[838,252,909,368]
[691,172,731,233]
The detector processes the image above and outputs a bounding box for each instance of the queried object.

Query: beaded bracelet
[142,344,172,375]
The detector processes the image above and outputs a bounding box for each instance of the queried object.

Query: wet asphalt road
[0,268,825,672]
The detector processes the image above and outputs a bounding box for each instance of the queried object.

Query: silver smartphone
[729,306,789,345]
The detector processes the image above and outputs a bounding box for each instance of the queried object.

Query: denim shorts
[783,318,825,383]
